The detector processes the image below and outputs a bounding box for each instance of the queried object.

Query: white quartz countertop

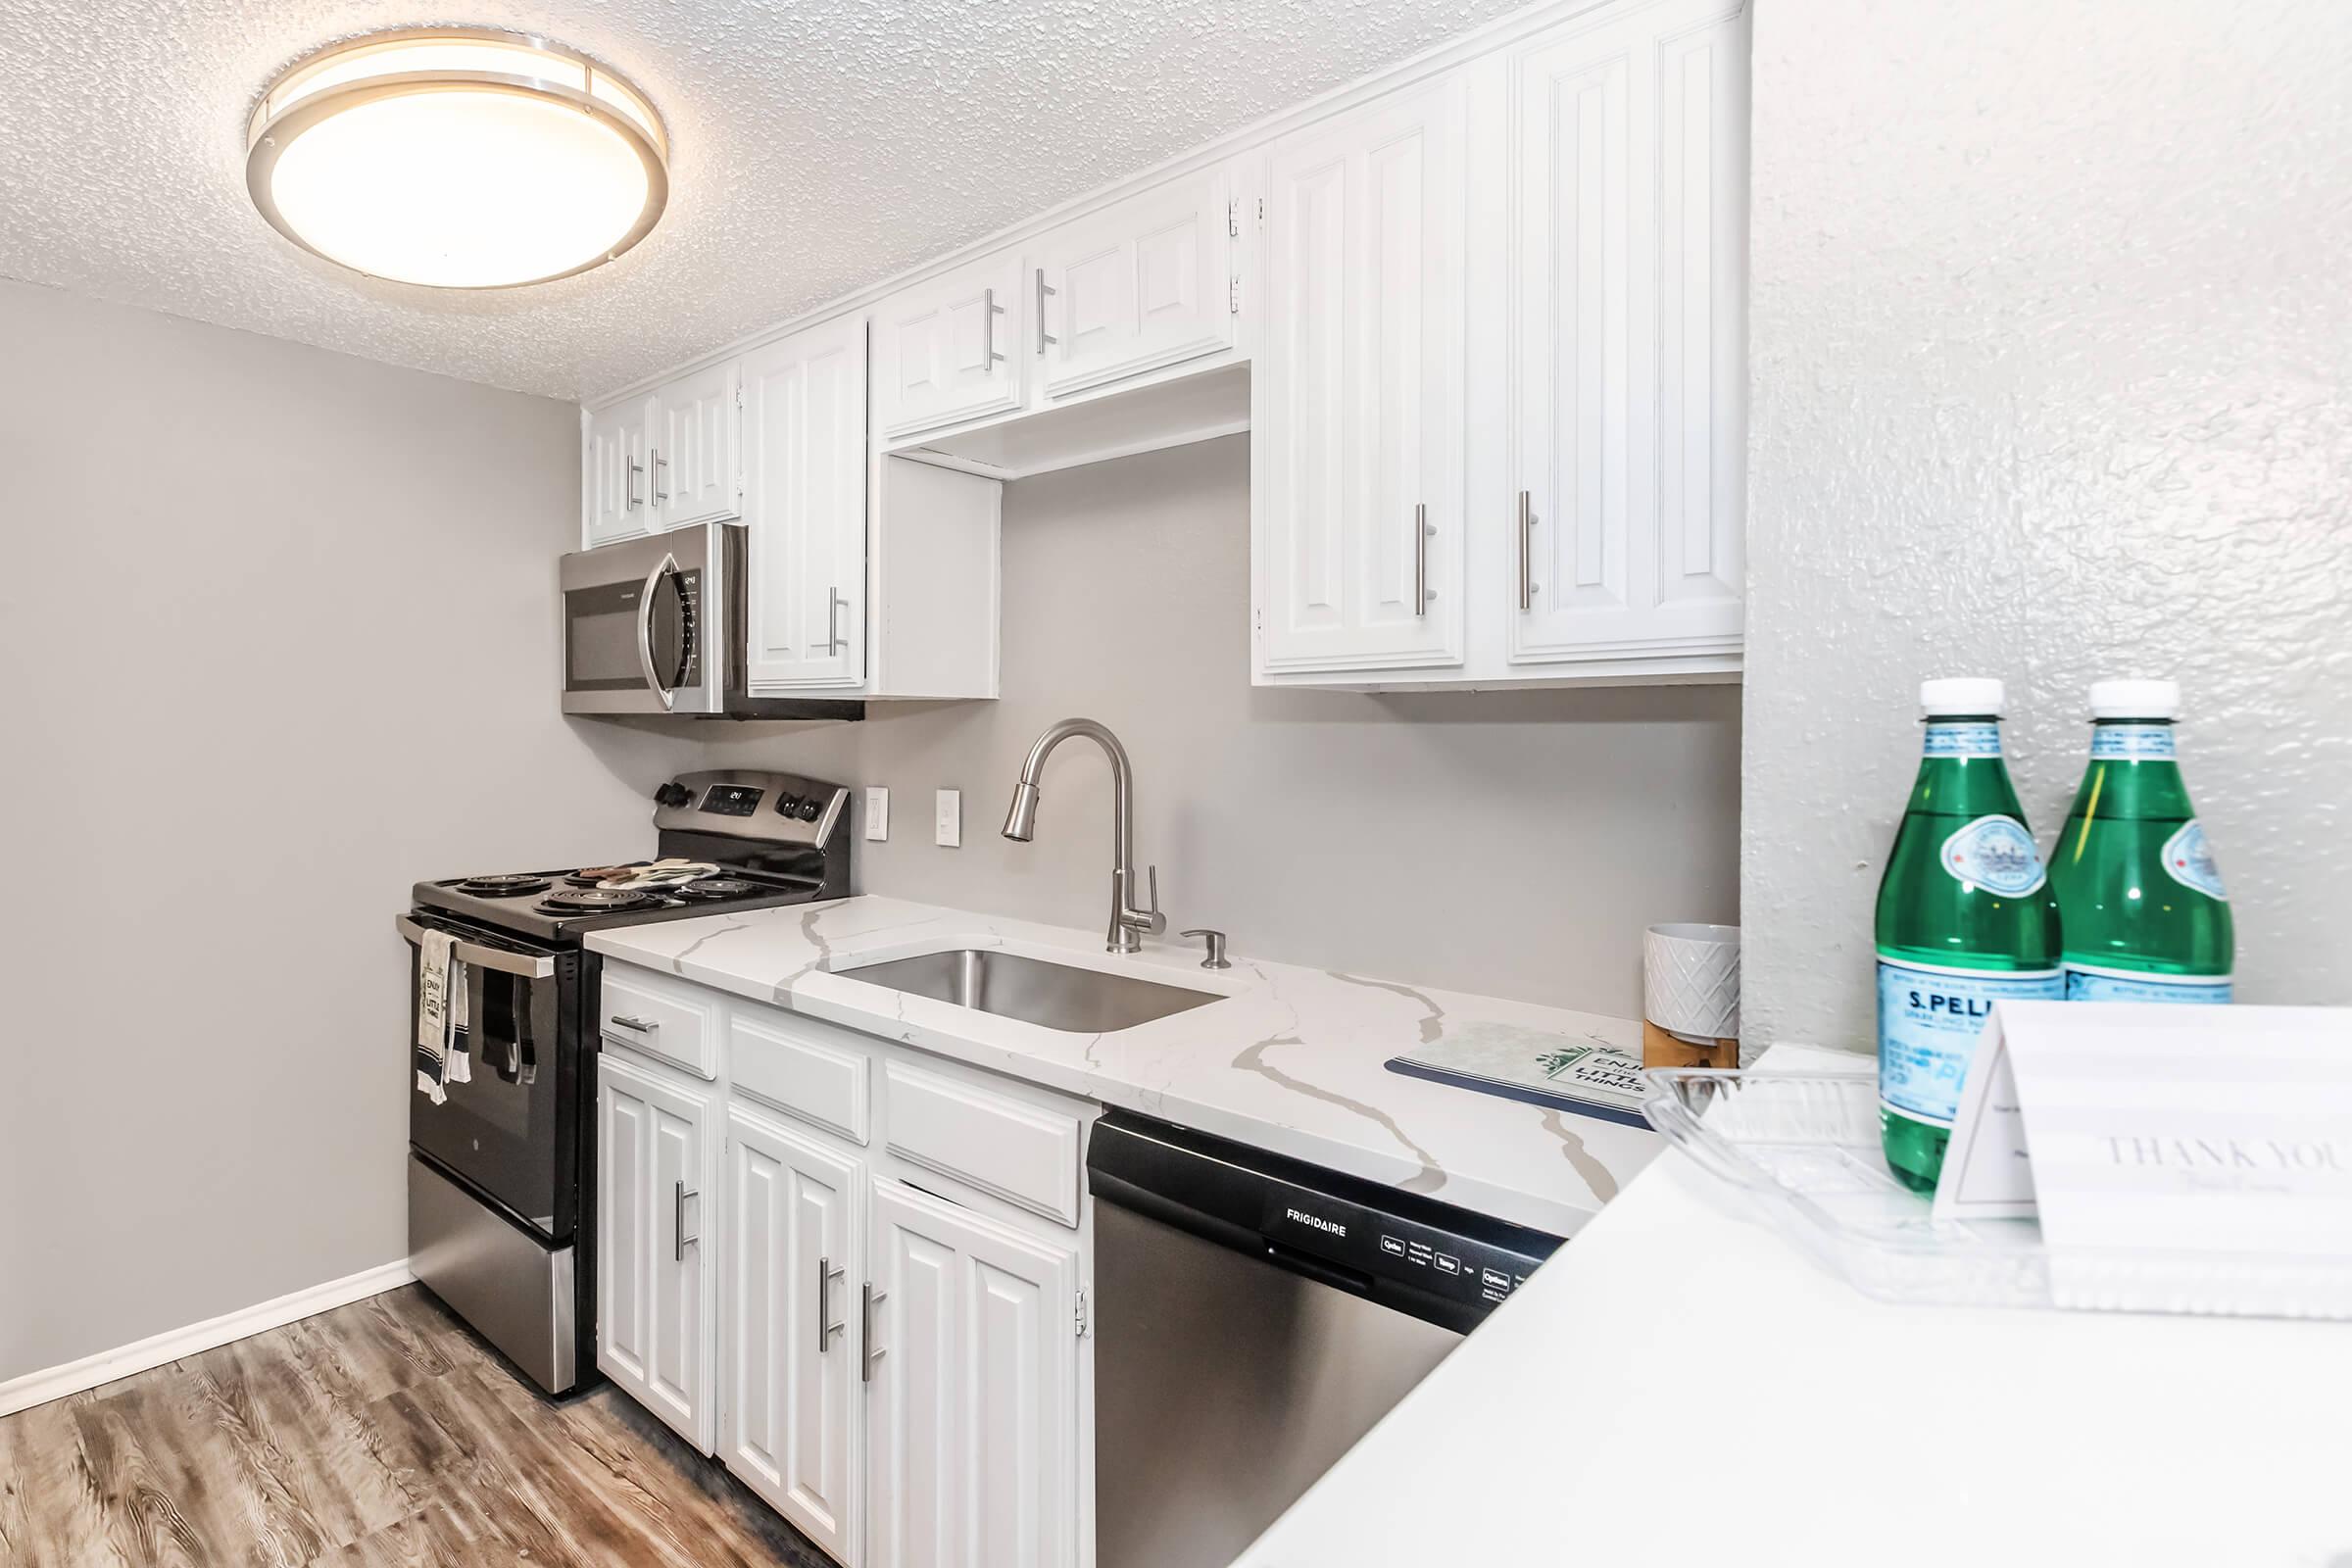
[1234,1049,2352,1568]
[586,895,1659,1237]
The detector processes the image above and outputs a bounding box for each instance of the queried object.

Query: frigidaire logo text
[1286,1207,1345,1238]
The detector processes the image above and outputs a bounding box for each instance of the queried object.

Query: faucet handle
[1139,865,1166,933]
[1179,928,1232,970]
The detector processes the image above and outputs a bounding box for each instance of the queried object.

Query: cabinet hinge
[1229,275,1242,316]
[1074,1288,1091,1338]
[1227,198,1239,239]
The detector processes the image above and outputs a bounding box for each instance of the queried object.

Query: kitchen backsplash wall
[1740,0,2352,1051]
[699,434,1742,1017]
[0,281,698,1386]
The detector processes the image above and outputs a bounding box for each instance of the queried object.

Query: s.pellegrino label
[1878,957,2064,1126]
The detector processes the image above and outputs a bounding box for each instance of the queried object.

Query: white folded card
[1936,1002,2352,1317]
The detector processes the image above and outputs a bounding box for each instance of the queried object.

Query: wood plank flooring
[0,1285,830,1568]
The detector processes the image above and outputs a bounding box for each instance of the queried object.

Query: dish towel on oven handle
[414,930,472,1102]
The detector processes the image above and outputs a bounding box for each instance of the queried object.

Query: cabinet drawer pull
[609,1014,658,1033]
[673,1181,699,1262]
[982,287,1005,367]
[1517,489,1536,612]
[818,587,849,655]
[861,1283,887,1383]
[1413,503,1435,616]
[817,1254,847,1353]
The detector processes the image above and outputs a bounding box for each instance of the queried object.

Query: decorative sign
[1936,1002,2352,1317]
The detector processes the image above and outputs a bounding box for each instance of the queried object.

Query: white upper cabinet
[741,317,870,690]
[1505,0,1746,666]
[1254,74,1470,676]
[724,1104,863,1565]
[651,360,743,528]
[1034,167,1237,401]
[584,397,652,544]
[864,1178,1081,1568]
[873,248,1029,441]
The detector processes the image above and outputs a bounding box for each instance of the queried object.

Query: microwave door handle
[394,915,555,980]
[636,553,678,710]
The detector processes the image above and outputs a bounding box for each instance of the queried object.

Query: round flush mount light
[246,28,667,289]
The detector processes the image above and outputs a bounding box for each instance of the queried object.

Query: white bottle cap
[1920,677,2004,716]
[2089,678,2180,719]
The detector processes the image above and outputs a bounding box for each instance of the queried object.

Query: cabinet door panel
[865,1181,1078,1568]
[874,251,1026,439]
[584,398,652,545]
[1038,170,1234,399]
[1255,75,1468,675]
[653,361,742,528]
[724,1106,860,1563]
[597,1054,714,1453]
[742,318,869,689]
[1508,0,1746,662]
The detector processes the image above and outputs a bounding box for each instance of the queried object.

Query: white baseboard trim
[0,1259,415,1419]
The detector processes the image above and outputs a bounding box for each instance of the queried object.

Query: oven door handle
[396,915,555,980]
[635,552,680,711]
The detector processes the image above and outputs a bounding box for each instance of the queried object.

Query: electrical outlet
[864,786,889,842]
[935,789,961,848]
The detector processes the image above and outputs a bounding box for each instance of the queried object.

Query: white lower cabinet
[596,968,1092,1568]
[598,1052,717,1453]
[725,1104,863,1561]
[865,1180,1082,1568]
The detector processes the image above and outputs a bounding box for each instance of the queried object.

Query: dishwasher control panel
[1258,1182,1545,1309]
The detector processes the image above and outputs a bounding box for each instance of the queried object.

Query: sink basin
[836,948,1222,1034]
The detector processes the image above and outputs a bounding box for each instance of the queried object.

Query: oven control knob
[654,781,693,808]
[774,793,803,815]
[796,796,824,822]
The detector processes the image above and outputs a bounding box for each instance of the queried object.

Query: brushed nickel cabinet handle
[982,287,1005,367]
[626,457,644,510]
[607,1014,658,1032]
[651,448,669,503]
[861,1283,887,1383]
[817,587,848,655]
[1413,503,1436,616]
[1036,268,1057,354]
[673,1181,698,1263]
[1517,489,1536,612]
[817,1255,847,1353]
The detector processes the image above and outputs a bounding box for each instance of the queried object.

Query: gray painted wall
[1741,0,2352,1051]
[0,282,696,1385]
[702,435,1743,1016]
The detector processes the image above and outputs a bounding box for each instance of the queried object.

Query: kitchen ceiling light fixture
[246,28,667,289]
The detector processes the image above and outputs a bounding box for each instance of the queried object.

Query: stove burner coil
[456,874,553,898]
[539,887,663,913]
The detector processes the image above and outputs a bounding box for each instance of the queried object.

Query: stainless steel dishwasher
[1089,1110,1564,1568]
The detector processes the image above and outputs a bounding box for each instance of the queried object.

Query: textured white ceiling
[0,0,1522,400]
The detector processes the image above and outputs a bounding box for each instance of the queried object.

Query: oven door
[560,525,723,714]
[401,912,582,1243]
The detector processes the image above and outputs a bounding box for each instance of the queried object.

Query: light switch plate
[934,789,960,849]
[864,786,889,842]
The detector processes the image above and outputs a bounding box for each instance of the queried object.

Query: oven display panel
[699,785,765,817]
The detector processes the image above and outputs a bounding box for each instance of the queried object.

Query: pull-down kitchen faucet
[1002,717,1165,954]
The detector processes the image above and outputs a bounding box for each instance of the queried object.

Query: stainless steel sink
[836,948,1221,1034]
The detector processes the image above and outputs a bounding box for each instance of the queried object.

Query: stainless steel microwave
[560,523,863,721]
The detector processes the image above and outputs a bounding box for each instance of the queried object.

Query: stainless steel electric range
[398,768,853,1394]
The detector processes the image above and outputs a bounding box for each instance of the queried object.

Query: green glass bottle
[2049,679,2233,1002]
[1874,679,2064,1195]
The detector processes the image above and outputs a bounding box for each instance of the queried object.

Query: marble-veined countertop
[586,895,1659,1237]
